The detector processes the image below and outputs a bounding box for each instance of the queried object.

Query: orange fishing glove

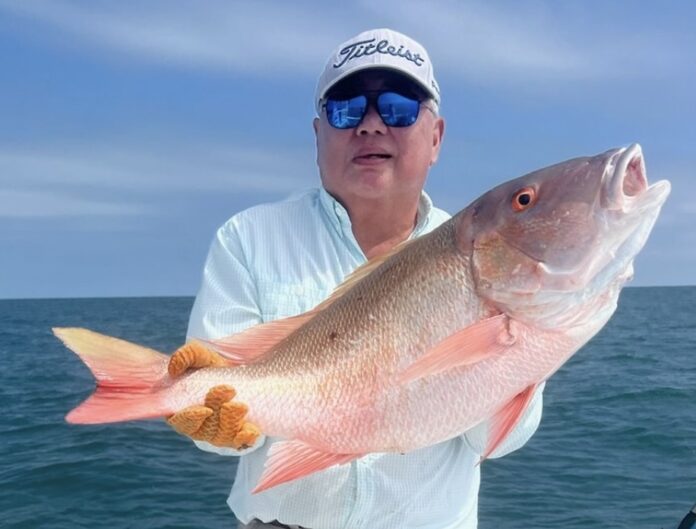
[167,341,229,376]
[166,342,261,449]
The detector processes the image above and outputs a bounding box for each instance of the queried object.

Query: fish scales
[170,218,580,454]
[175,222,484,452]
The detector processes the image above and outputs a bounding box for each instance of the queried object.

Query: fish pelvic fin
[479,383,539,463]
[252,440,362,494]
[53,327,172,424]
[397,314,514,384]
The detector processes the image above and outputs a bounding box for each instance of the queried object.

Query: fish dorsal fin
[204,312,317,365]
[252,440,362,494]
[397,314,515,384]
[479,383,539,462]
[315,239,414,311]
[208,241,414,365]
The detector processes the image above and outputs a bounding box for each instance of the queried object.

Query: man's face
[313,70,445,206]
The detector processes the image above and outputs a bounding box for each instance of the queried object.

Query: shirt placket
[317,190,360,259]
[343,456,377,529]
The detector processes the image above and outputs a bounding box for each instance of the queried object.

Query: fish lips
[602,143,671,213]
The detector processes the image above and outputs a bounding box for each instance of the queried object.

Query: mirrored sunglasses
[323,91,423,129]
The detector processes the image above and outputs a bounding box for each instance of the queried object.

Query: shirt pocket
[256,279,329,322]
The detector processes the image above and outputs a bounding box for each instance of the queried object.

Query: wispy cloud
[0,189,145,217]
[368,0,587,80]
[0,141,315,194]
[0,0,688,85]
[0,140,317,218]
[0,0,338,75]
[371,0,687,83]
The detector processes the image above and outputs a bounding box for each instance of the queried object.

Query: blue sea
[1,287,694,529]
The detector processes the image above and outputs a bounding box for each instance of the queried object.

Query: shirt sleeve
[186,219,267,456]
[462,382,545,459]
[187,220,263,343]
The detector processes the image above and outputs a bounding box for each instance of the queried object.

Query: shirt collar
[412,190,434,238]
[318,187,435,245]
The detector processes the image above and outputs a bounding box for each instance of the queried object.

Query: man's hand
[166,342,261,449]
[168,341,229,377]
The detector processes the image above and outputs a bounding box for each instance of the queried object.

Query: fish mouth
[603,143,671,212]
[585,144,670,289]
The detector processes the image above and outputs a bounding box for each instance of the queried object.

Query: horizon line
[2,284,694,303]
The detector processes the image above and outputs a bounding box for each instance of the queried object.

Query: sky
[0,0,694,299]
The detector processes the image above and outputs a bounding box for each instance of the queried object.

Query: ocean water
[0,287,694,529]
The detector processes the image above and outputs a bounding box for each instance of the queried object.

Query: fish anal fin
[479,383,538,462]
[252,440,361,494]
[398,314,513,384]
[204,312,316,364]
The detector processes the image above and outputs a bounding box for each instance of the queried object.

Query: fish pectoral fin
[202,312,317,365]
[397,314,514,384]
[252,440,362,494]
[479,383,538,462]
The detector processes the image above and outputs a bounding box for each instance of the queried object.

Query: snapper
[55,144,670,493]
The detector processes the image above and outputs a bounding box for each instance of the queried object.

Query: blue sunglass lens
[325,95,368,129]
[377,92,421,127]
[325,91,421,129]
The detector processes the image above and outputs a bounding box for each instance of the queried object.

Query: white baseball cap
[315,28,440,114]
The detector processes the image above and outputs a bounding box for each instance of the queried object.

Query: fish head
[459,144,671,330]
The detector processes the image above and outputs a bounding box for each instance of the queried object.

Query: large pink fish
[55,144,670,493]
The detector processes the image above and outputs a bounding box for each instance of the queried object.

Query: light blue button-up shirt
[187,188,544,529]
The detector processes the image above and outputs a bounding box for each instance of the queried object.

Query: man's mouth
[353,152,393,162]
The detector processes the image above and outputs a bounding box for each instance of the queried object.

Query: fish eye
[512,187,537,212]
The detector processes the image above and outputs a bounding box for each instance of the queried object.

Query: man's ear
[313,117,321,166]
[430,117,445,165]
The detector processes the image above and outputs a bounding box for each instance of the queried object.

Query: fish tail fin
[53,327,174,424]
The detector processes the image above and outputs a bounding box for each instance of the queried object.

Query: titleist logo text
[333,38,425,69]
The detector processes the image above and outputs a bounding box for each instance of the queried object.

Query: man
[168,28,544,529]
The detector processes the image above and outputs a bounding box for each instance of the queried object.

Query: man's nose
[356,104,386,135]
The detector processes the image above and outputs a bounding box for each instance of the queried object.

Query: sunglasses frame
[322,90,425,130]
